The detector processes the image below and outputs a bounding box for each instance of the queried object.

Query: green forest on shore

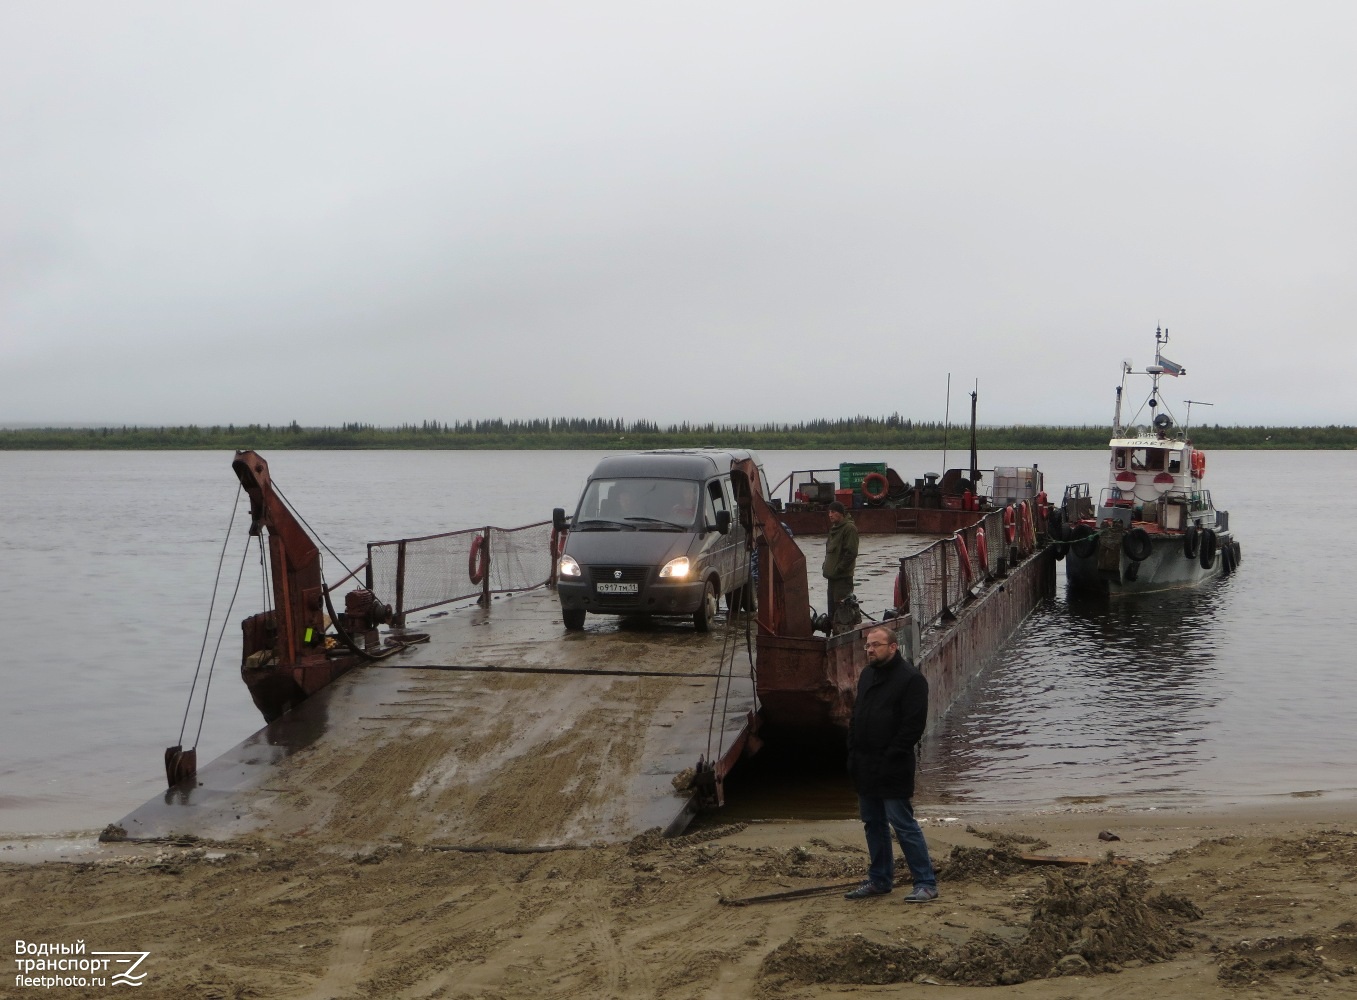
[2,417,1353,450]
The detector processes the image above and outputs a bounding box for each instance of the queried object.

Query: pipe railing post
[479,528,492,607]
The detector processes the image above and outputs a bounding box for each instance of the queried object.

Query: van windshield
[575,478,700,530]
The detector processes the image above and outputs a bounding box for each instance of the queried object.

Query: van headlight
[659,556,690,578]
[558,555,581,577]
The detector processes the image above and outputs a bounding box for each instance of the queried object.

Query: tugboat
[1058,327,1241,596]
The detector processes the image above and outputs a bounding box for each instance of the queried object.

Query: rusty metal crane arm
[731,459,813,638]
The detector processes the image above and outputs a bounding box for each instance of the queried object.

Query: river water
[1,448,1353,835]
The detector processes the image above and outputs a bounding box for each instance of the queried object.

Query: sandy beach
[5,798,1356,999]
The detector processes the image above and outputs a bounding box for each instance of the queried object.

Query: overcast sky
[2,2,1353,428]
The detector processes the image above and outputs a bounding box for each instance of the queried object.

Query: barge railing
[366,520,555,625]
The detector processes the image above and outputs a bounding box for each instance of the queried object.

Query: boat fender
[975,527,988,571]
[954,533,973,582]
[1232,540,1242,566]
[1183,524,1200,559]
[862,472,889,504]
[1070,523,1098,560]
[468,534,489,584]
[1222,541,1234,575]
[1003,505,1016,545]
[1122,526,1152,562]
[1046,506,1065,540]
[1198,528,1218,570]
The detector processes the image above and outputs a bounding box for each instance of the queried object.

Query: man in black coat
[844,625,939,901]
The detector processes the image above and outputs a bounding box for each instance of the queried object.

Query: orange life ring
[976,527,988,570]
[468,534,488,584]
[1003,505,1016,545]
[1191,451,1207,479]
[861,472,889,503]
[954,533,973,581]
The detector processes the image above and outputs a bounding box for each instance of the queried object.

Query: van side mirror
[715,510,732,535]
[553,507,567,531]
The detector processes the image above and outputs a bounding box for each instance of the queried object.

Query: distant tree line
[1,417,1352,450]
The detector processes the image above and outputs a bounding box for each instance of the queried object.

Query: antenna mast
[941,373,951,472]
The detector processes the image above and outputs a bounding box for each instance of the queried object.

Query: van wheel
[562,609,585,631]
[694,580,719,633]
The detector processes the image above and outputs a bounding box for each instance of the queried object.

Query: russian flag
[1156,355,1185,376]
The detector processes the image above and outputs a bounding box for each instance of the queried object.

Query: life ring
[468,534,489,584]
[1189,451,1206,479]
[954,533,973,582]
[861,472,889,504]
[1070,524,1098,559]
[1003,505,1016,545]
[1122,526,1152,562]
[1198,528,1217,570]
[975,527,988,571]
[1182,525,1200,559]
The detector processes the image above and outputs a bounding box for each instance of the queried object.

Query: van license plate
[596,582,638,594]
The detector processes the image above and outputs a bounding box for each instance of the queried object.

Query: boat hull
[1064,529,1233,596]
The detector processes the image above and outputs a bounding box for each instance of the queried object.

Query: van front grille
[588,566,648,583]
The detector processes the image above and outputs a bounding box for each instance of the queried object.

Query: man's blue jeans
[858,795,937,891]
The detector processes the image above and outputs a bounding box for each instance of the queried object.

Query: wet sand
[5,801,1355,998]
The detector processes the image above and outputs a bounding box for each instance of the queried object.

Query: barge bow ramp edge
[115,587,753,848]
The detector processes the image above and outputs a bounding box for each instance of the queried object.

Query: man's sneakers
[903,885,939,902]
[843,881,892,899]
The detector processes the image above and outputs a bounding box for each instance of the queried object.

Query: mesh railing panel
[981,508,1005,576]
[367,521,552,617]
[488,522,554,594]
[899,538,949,628]
[897,505,1018,628]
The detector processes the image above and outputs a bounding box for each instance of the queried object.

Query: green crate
[838,462,887,491]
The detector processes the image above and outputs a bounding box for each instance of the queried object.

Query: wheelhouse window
[1129,448,1166,472]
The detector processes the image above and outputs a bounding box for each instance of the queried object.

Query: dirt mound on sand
[760,862,1202,988]
[938,863,1202,984]
[1216,933,1357,986]
[966,823,1052,852]
[937,843,1032,881]
[760,935,932,986]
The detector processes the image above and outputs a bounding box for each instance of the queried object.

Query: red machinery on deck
[232,450,390,725]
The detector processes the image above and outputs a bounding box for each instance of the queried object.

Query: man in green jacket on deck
[822,500,859,618]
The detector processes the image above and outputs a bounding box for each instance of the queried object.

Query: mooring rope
[176,485,243,747]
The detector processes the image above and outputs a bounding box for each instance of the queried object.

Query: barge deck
[115,528,1051,847]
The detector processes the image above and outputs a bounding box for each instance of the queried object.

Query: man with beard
[843,625,938,901]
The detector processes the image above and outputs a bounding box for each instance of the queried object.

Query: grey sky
[2,2,1353,428]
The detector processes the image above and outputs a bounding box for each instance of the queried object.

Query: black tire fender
[1183,525,1200,560]
[1122,526,1152,562]
[1070,524,1098,560]
[1199,528,1218,570]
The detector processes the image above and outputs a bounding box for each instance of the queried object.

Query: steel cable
[191,531,254,749]
[176,485,243,747]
